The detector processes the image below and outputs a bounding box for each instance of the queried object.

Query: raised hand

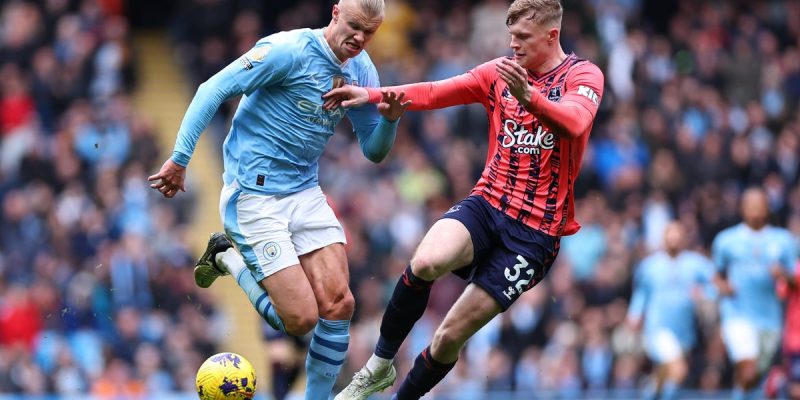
[322,84,370,110]
[496,57,532,107]
[377,90,412,122]
[148,158,186,198]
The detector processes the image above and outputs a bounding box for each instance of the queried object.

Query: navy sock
[375,265,433,359]
[395,346,456,400]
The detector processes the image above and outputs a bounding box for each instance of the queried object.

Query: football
[196,352,257,399]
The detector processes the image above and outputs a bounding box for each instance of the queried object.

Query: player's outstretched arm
[324,69,485,112]
[347,91,411,163]
[148,68,242,198]
[376,90,412,121]
[148,159,186,198]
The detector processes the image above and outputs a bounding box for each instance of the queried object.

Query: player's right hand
[148,158,186,198]
[377,90,411,122]
[717,280,735,297]
[322,85,369,109]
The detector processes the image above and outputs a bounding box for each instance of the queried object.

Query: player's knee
[410,255,445,281]
[739,366,760,389]
[668,360,688,382]
[431,325,462,355]
[788,383,800,399]
[318,289,355,320]
[284,312,318,336]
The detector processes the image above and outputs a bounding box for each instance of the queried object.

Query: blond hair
[506,0,562,28]
[340,0,385,18]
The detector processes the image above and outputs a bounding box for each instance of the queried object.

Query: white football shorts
[721,318,781,373]
[644,329,685,364]
[219,182,347,281]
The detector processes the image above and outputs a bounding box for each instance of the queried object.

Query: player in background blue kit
[148,1,411,398]
[712,188,798,400]
[627,221,715,400]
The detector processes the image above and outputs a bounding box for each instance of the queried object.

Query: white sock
[366,354,392,372]
[215,248,246,277]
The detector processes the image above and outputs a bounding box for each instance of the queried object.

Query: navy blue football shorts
[789,352,800,384]
[442,195,560,311]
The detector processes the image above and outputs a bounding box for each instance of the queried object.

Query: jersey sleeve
[711,233,728,274]
[780,231,799,274]
[695,254,719,300]
[527,62,604,139]
[226,40,297,96]
[627,261,649,321]
[365,59,496,110]
[347,60,397,162]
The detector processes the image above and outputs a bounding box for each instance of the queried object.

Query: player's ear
[548,28,559,44]
[332,4,340,23]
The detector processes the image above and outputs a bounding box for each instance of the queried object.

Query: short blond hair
[341,0,384,18]
[506,0,562,27]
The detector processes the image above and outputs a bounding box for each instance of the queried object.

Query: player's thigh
[722,319,760,364]
[298,243,353,318]
[757,329,783,373]
[220,183,318,325]
[645,329,685,365]
[431,283,502,361]
[411,218,474,279]
[289,187,352,318]
[261,265,318,332]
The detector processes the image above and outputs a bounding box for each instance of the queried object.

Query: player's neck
[666,249,681,258]
[322,26,348,63]
[745,221,767,231]
[531,47,568,75]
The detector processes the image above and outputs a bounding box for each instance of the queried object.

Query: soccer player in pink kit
[325,0,603,398]
[766,262,800,399]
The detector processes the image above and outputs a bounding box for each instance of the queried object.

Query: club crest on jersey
[263,242,281,262]
[332,75,346,89]
[501,87,514,101]
[547,86,562,101]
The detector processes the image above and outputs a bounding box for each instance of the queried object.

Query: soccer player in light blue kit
[148,1,410,398]
[712,188,798,400]
[627,221,715,400]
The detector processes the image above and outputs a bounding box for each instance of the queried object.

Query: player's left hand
[322,85,369,110]
[148,158,186,198]
[377,90,412,122]
[496,57,532,108]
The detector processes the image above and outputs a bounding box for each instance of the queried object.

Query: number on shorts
[503,255,536,300]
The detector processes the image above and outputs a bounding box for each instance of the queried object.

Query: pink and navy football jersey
[368,54,604,236]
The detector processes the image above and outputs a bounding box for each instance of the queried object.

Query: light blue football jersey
[628,250,715,349]
[712,223,798,330]
[172,28,395,195]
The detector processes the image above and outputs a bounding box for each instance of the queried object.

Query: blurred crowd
[3,0,800,398]
[0,0,226,396]
[167,0,800,397]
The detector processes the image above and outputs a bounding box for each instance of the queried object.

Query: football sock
[661,380,678,400]
[641,379,657,400]
[305,318,350,400]
[217,248,245,277]
[366,353,392,372]
[375,265,433,359]
[394,346,456,400]
[233,267,285,333]
[732,387,756,400]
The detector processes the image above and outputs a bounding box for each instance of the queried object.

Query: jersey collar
[314,28,350,68]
